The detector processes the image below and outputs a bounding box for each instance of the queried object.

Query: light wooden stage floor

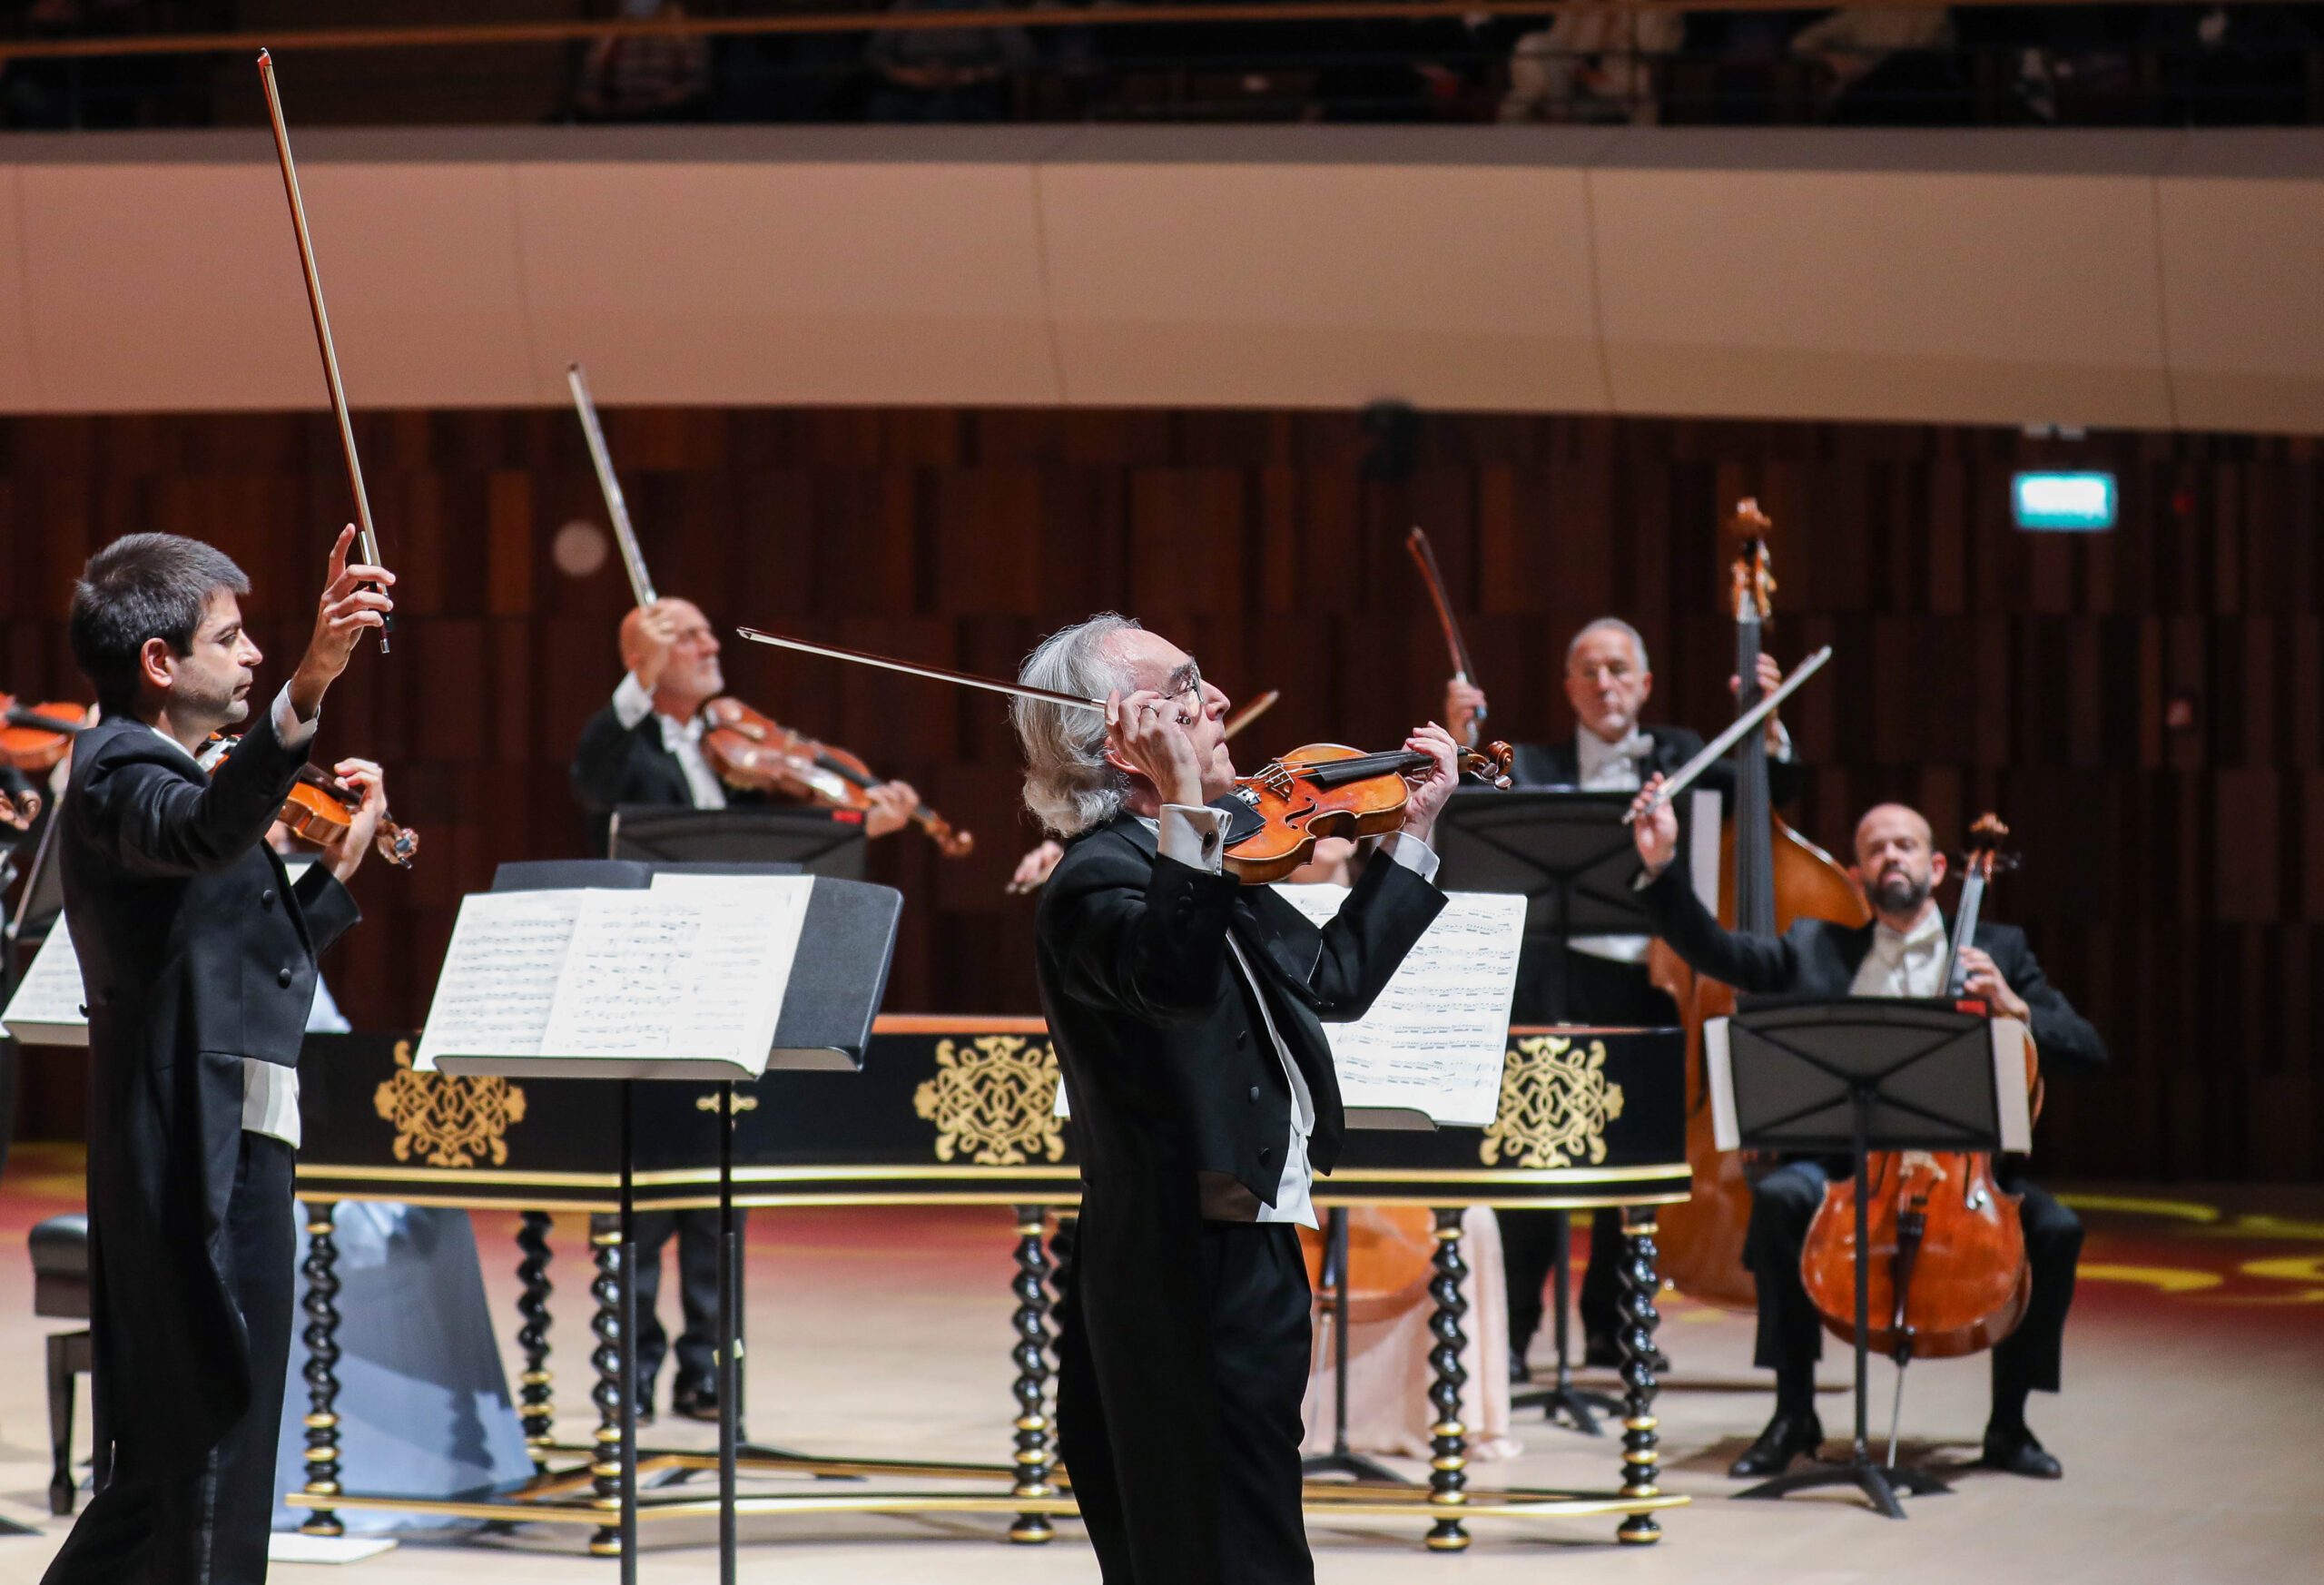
[0,1147,2314,1583]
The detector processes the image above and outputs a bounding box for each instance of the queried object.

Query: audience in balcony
[865,0,1035,123]
[573,0,712,123]
[1499,1,1684,124]
[1790,5,1964,123]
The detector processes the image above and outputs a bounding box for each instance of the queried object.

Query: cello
[1649,503,1869,1313]
[1798,815,2039,1458]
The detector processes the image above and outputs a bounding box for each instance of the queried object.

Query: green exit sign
[2013,472,2117,531]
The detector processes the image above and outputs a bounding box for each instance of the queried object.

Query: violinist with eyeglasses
[1627,792,2107,1482]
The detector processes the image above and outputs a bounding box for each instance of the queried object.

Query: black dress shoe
[1728,1411,1824,1479]
[1509,1345,1532,1384]
[1978,1427,2062,1479]
[670,1379,721,1423]
[1582,1332,1623,1370]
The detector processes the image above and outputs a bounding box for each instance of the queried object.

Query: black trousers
[1746,1159,2083,1423]
[1058,1219,1313,1585]
[1503,949,1675,1355]
[591,1206,735,1393]
[43,1132,295,1585]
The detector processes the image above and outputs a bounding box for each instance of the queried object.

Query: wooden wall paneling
[5,406,2323,1182]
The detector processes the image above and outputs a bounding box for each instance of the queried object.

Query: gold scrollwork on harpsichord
[373,1039,528,1168]
[1479,1035,1625,1170]
[913,1036,1066,1167]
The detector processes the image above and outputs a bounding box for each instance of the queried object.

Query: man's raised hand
[1630,773,1679,878]
[1397,723,1461,846]
[1105,688,1203,809]
[290,526,395,722]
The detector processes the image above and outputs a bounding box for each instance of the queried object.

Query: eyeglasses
[1568,662,1638,684]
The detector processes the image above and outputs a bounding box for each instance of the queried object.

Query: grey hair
[1012,613,1142,837]
[1565,616,1650,675]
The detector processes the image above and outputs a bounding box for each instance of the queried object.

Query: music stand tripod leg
[1736,1088,1950,1518]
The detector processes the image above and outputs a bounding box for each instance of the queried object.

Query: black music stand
[465,860,902,1585]
[1436,790,1661,1433]
[1718,999,2002,1519]
[612,804,869,879]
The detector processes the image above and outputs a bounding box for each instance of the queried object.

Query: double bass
[1650,504,1870,1313]
[1798,817,2039,1417]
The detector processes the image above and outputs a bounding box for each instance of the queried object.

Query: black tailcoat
[569,701,764,854]
[1034,813,1444,1581]
[61,714,358,1471]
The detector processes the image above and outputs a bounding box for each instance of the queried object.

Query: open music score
[2,918,87,1045]
[1275,884,1525,1127]
[415,873,812,1079]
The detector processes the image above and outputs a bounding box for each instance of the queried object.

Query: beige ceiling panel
[1592,161,2172,428]
[2158,172,2324,433]
[513,159,1059,407]
[1039,159,1606,411]
[0,171,39,410]
[19,160,318,412]
[290,160,537,409]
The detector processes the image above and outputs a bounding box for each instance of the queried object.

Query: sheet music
[1272,884,1526,1127]
[418,878,816,1077]
[414,891,586,1070]
[649,872,814,1065]
[2,918,88,1039]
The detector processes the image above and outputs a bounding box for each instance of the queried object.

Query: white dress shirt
[1849,905,1949,999]
[150,684,316,1148]
[1570,726,1659,963]
[1147,805,1442,1230]
[612,670,726,811]
[1571,719,1795,964]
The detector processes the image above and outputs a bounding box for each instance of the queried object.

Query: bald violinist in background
[569,595,921,1423]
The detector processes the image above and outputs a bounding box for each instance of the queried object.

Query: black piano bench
[30,1213,105,1517]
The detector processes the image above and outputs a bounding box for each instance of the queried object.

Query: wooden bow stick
[259,49,391,652]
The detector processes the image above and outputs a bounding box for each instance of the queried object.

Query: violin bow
[1221,689,1278,743]
[567,362,659,608]
[737,628,1108,714]
[257,51,391,655]
[1621,645,1834,824]
[1404,527,1480,747]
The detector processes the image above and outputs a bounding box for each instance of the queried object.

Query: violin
[698,697,972,858]
[1218,740,1512,884]
[565,367,971,860]
[3,694,87,773]
[1650,505,1870,1314]
[1798,815,2039,1380]
[203,736,419,869]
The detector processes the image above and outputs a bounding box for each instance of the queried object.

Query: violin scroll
[1457,740,1514,790]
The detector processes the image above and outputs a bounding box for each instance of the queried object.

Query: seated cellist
[1628,792,2107,1480]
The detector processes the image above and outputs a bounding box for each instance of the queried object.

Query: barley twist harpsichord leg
[1008,1206,1057,1543]
[588,1216,626,1558]
[1616,1209,1665,1545]
[298,1201,345,1538]
[1424,1207,1470,1552]
[516,1211,556,1470]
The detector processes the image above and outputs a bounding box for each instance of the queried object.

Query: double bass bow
[1649,504,1866,1314]
[1405,527,1481,748]
[1798,814,2038,1465]
[567,366,972,857]
[734,627,1511,884]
